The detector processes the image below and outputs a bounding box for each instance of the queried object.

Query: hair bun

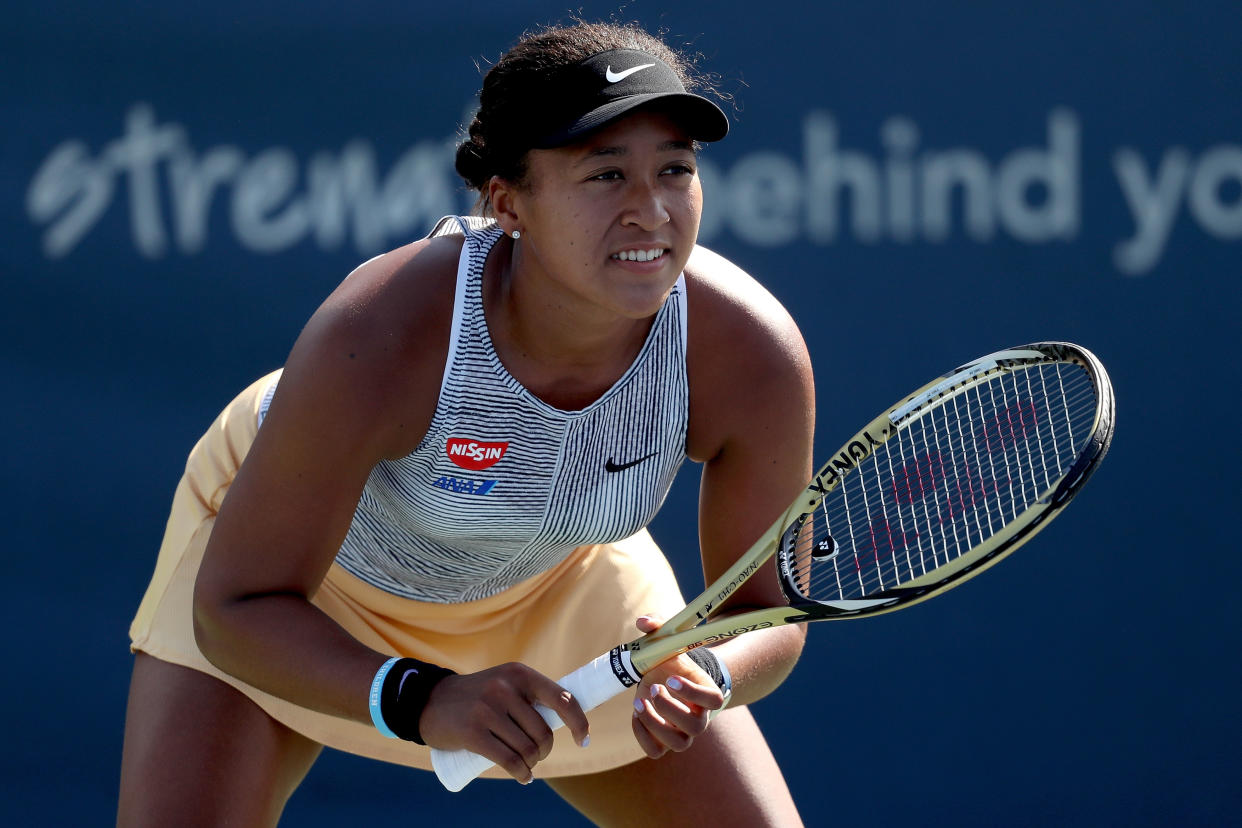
[454,135,489,192]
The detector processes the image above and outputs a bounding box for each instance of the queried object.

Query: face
[496,110,704,322]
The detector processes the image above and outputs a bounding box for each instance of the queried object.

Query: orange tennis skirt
[129,373,688,779]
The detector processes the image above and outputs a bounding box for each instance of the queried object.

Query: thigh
[117,653,323,828]
[546,706,804,828]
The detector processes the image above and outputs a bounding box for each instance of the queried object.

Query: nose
[621,179,671,231]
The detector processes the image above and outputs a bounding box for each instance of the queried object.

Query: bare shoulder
[683,244,815,463]
[683,245,807,353]
[274,233,465,459]
[316,233,462,346]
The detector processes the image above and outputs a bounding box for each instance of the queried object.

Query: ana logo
[446,438,509,471]
[432,476,497,496]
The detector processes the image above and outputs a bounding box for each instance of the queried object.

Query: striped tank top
[264,216,690,603]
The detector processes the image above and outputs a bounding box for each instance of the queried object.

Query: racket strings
[788,363,1099,603]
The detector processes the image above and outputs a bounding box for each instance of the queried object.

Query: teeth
[612,248,665,262]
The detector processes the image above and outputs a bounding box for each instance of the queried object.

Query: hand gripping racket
[431,341,1115,790]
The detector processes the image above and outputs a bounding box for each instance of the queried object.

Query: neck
[482,240,659,408]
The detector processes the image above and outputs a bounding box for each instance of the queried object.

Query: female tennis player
[119,19,813,827]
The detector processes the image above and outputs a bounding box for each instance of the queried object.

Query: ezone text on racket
[696,621,775,645]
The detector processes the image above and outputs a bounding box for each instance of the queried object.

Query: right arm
[191,238,587,782]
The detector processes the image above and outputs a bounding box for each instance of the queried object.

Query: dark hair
[455,20,718,213]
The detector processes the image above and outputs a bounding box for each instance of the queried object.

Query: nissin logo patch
[446,438,509,471]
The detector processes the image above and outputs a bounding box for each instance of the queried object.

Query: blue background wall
[5,1,1240,825]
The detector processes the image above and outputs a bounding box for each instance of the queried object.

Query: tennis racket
[431,341,1115,791]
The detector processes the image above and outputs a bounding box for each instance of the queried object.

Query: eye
[661,162,696,177]
[589,169,624,182]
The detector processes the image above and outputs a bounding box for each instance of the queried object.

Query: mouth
[610,247,669,263]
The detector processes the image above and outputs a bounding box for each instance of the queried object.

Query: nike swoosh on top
[605,452,659,473]
[605,64,655,83]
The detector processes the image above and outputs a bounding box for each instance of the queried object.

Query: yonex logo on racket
[818,427,887,490]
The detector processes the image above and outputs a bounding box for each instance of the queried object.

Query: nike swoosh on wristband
[605,64,655,83]
[605,452,659,473]
[397,668,420,695]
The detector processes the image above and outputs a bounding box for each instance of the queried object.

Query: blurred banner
[21,86,1242,275]
[4,2,1239,826]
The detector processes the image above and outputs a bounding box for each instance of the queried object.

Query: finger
[663,673,726,714]
[462,723,536,784]
[635,613,665,634]
[631,697,667,759]
[526,673,591,750]
[634,688,693,753]
[476,714,542,784]
[646,683,708,744]
[505,700,558,761]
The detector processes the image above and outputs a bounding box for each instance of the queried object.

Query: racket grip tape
[430,647,638,791]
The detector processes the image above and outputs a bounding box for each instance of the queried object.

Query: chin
[615,286,677,320]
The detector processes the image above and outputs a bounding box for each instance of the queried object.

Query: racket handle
[431,648,638,791]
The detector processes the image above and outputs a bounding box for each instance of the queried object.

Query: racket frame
[620,341,1114,674]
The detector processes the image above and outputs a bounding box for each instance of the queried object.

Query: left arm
[631,246,816,757]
